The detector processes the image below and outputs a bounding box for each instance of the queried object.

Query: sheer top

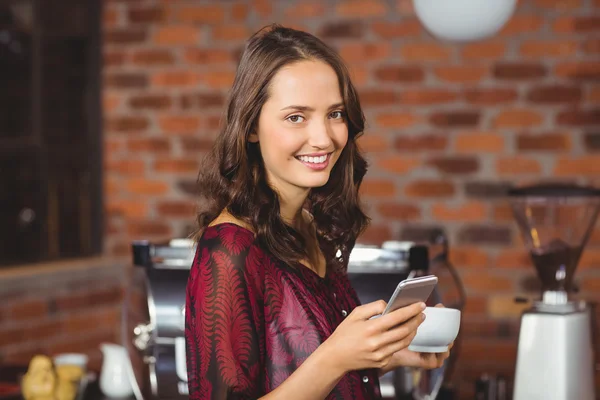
[185,223,382,399]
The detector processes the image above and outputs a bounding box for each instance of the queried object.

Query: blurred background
[0,0,599,399]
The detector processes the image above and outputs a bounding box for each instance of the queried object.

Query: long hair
[194,24,370,271]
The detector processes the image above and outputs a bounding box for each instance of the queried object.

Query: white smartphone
[371,275,438,319]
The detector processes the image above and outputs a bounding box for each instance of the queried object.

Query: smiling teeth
[298,155,327,163]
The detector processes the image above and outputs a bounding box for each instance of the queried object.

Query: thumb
[353,300,387,320]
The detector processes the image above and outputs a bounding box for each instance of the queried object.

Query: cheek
[334,125,349,149]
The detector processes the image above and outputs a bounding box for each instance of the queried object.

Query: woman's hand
[321,300,426,375]
[378,303,455,376]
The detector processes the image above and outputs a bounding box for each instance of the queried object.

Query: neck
[278,187,309,230]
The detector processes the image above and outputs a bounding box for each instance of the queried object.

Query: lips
[295,153,332,171]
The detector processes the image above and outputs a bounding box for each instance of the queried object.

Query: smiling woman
[185,24,451,400]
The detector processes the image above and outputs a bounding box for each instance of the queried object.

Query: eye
[329,110,345,119]
[286,114,305,124]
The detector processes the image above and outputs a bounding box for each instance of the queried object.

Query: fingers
[352,300,387,320]
[375,302,426,331]
[377,312,424,347]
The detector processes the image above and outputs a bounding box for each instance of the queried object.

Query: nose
[307,120,334,150]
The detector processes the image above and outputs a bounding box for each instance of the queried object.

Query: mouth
[294,152,332,170]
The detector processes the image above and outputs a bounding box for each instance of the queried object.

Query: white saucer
[408,344,449,353]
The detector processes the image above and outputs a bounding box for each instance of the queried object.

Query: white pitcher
[99,343,135,398]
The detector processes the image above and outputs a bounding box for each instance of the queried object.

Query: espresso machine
[508,184,599,400]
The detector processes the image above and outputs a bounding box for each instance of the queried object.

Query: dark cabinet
[0,0,102,265]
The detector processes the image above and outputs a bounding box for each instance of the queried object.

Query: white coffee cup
[408,306,461,353]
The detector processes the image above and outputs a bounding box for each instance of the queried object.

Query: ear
[248,132,259,143]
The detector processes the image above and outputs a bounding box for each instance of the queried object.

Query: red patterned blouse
[185,223,382,399]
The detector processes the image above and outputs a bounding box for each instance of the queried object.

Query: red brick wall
[5,0,593,397]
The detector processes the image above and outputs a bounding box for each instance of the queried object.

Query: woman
[185,24,452,399]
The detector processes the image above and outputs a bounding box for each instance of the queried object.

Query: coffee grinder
[508,183,599,400]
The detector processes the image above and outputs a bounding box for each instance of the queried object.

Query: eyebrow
[280,102,345,112]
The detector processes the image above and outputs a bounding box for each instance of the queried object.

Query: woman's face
[250,60,348,199]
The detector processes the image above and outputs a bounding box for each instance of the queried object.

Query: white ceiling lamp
[413,0,518,42]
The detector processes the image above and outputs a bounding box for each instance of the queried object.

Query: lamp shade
[413,0,517,42]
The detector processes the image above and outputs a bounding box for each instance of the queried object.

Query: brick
[399,89,458,105]
[405,180,455,198]
[576,249,600,270]
[554,156,600,176]
[106,199,148,218]
[154,159,199,173]
[339,43,391,62]
[584,132,600,151]
[103,94,121,113]
[519,40,578,57]
[212,25,250,41]
[376,203,421,220]
[357,89,397,106]
[252,0,272,17]
[65,308,120,334]
[153,26,199,45]
[127,138,171,153]
[434,65,489,83]
[127,220,172,237]
[399,225,444,242]
[556,109,600,126]
[200,71,236,89]
[104,51,126,67]
[400,43,452,61]
[157,200,197,218]
[496,157,542,175]
[458,225,512,245]
[103,6,119,27]
[180,138,214,152]
[517,133,571,151]
[374,65,424,82]
[428,156,479,174]
[284,3,325,17]
[464,88,518,105]
[357,135,389,152]
[231,4,250,20]
[527,85,582,104]
[463,272,514,292]
[500,15,544,35]
[54,287,122,312]
[104,178,121,197]
[184,48,232,64]
[588,87,600,103]
[455,132,504,153]
[493,204,514,222]
[106,159,145,175]
[131,49,174,65]
[151,71,200,87]
[553,16,600,33]
[432,201,486,221]
[177,180,197,196]
[376,113,417,128]
[104,28,147,45]
[371,20,421,38]
[377,156,419,173]
[583,39,600,54]
[395,0,416,15]
[318,21,365,39]
[448,247,489,268]
[394,134,448,152]
[493,110,543,128]
[357,224,392,245]
[348,65,368,86]
[337,0,387,16]
[128,6,165,23]
[533,0,581,8]
[130,94,171,110]
[175,5,226,23]
[8,299,48,321]
[461,41,506,59]
[359,179,395,197]
[555,62,600,80]
[488,295,530,318]
[461,295,488,315]
[493,63,547,80]
[105,73,147,89]
[106,117,149,133]
[126,179,169,195]
[180,92,225,109]
[430,111,480,127]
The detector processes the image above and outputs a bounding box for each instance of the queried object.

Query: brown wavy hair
[194,24,370,271]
